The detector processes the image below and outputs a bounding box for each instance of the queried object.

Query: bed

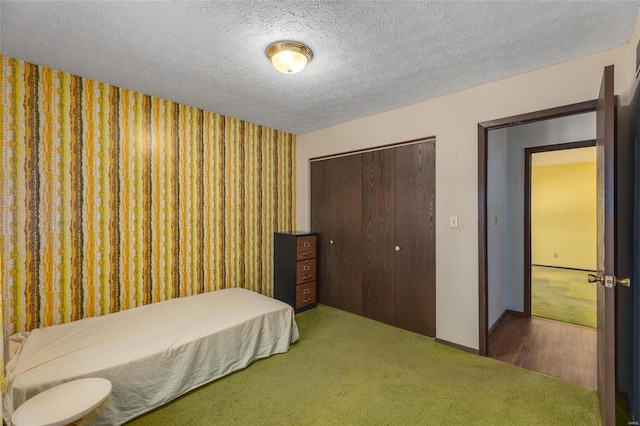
[3,287,299,425]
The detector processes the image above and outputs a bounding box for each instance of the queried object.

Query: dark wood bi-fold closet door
[332,155,364,315]
[310,155,363,314]
[394,141,436,336]
[362,149,396,324]
[311,159,335,305]
[311,138,436,337]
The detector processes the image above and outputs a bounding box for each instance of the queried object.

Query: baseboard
[531,264,595,272]
[489,309,527,336]
[489,311,509,336]
[435,338,479,355]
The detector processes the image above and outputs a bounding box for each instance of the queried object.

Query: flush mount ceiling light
[266,41,313,74]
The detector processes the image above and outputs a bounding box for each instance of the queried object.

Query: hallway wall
[531,161,596,270]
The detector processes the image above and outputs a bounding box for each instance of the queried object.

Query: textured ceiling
[1,1,638,134]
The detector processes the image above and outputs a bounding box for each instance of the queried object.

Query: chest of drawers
[274,232,317,313]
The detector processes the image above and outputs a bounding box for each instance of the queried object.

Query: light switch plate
[449,216,458,228]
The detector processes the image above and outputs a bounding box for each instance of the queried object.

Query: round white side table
[12,378,112,426]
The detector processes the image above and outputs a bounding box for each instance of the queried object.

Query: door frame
[477,100,597,356]
[524,140,597,318]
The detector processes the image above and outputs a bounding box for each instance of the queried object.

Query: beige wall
[297,38,636,349]
[531,162,597,271]
[628,9,640,102]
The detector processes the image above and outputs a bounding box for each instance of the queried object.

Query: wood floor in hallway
[489,313,596,389]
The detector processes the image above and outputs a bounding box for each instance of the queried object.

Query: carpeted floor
[532,266,597,328]
[129,304,600,425]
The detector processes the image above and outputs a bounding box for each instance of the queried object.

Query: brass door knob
[589,274,631,288]
[617,277,631,287]
[587,274,603,284]
[395,245,401,252]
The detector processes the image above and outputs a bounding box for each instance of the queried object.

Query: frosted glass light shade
[270,50,308,74]
[266,41,313,74]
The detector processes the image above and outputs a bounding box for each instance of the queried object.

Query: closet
[311,139,435,336]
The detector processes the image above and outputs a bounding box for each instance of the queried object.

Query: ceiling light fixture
[266,41,313,74]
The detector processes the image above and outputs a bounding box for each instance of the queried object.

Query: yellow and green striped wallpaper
[0,56,296,336]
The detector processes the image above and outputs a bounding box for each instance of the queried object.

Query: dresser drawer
[296,282,316,309]
[296,236,316,260]
[296,259,316,284]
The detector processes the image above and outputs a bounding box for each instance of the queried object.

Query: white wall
[487,128,508,329]
[628,9,640,104]
[297,44,633,350]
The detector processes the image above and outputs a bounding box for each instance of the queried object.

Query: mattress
[3,287,299,425]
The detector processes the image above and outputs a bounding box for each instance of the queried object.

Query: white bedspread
[3,288,299,425]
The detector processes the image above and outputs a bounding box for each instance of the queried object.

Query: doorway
[483,112,598,388]
[526,143,597,329]
[477,100,598,357]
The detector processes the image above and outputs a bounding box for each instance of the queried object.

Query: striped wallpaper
[0,55,296,336]
[0,255,3,394]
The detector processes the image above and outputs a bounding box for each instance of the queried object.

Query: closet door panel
[311,160,336,306]
[395,141,436,336]
[362,149,396,324]
[333,155,364,315]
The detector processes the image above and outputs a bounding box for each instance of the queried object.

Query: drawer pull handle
[303,242,311,247]
[303,274,312,280]
[303,298,311,303]
[303,265,310,271]
[303,288,310,294]
[301,252,311,257]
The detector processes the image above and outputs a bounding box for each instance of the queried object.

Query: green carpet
[532,266,597,328]
[129,305,600,425]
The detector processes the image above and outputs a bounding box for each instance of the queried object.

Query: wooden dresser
[274,232,317,313]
